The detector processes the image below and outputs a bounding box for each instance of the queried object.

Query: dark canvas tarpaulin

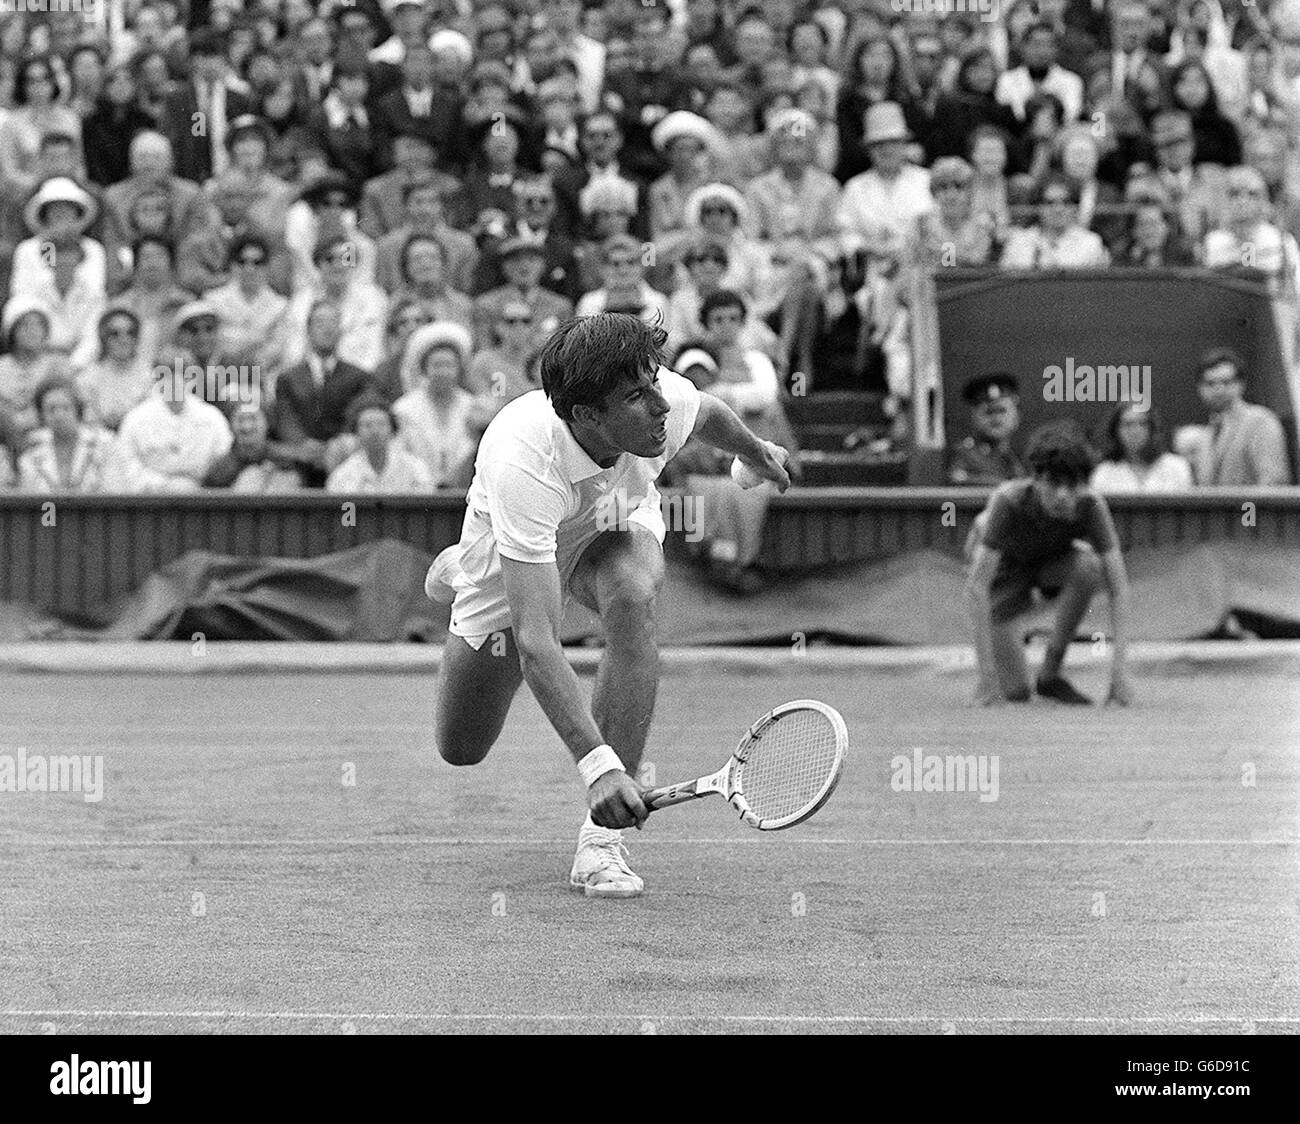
[2,539,1296,644]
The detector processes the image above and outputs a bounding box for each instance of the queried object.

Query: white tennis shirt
[448,367,701,641]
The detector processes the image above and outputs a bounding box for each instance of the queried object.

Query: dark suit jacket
[273,358,375,446]
[305,108,386,187]
[372,86,465,167]
[161,82,253,184]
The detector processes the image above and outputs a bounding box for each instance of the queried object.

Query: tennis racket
[641,700,847,830]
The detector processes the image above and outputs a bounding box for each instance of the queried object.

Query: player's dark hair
[1025,421,1095,484]
[1102,403,1169,467]
[539,313,668,421]
[1197,346,1245,381]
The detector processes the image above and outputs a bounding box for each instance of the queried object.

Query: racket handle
[640,779,700,812]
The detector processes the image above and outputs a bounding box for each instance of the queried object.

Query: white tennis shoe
[425,544,463,604]
[569,822,645,898]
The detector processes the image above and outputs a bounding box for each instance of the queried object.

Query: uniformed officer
[948,372,1025,485]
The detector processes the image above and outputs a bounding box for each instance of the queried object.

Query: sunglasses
[104,325,139,337]
[502,316,532,325]
[236,255,266,265]
[1042,196,1073,205]
[933,181,967,191]
[607,256,638,266]
[687,254,727,266]
[1228,187,1265,198]
[700,204,735,215]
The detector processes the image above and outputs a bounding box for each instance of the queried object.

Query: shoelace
[584,833,633,874]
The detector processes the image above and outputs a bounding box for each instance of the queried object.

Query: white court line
[7,837,1295,848]
[3,1009,1296,1025]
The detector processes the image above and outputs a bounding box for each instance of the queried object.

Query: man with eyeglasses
[472,235,574,350]
[205,234,293,377]
[1184,347,1291,487]
[1204,166,1300,296]
[575,234,669,324]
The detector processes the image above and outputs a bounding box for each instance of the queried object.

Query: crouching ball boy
[965,423,1135,707]
[427,314,791,897]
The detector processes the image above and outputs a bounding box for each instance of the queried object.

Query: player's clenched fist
[587,770,648,830]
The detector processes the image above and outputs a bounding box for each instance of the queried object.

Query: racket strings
[736,711,840,823]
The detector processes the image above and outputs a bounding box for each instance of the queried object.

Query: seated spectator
[996,21,1085,124]
[392,323,478,488]
[286,237,389,373]
[471,234,573,350]
[0,297,61,451]
[9,178,107,370]
[1116,200,1198,266]
[273,300,375,486]
[101,131,211,258]
[361,130,463,242]
[927,48,1020,162]
[672,184,770,304]
[204,234,293,376]
[202,402,304,492]
[371,42,464,167]
[1183,347,1291,486]
[921,157,999,267]
[284,173,378,295]
[465,297,542,408]
[968,124,1013,241]
[372,297,433,403]
[389,234,472,335]
[170,299,260,415]
[1167,20,1247,125]
[1148,110,1229,245]
[1057,126,1126,252]
[948,373,1025,485]
[473,175,580,301]
[834,33,918,182]
[573,174,640,292]
[666,240,779,361]
[306,61,385,187]
[1012,92,1068,183]
[374,178,477,296]
[75,308,156,431]
[114,236,195,364]
[209,115,296,237]
[326,400,434,493]
[0,56,83,195]
[837,103,934,262]
[1169,59,1242,168]
[744,110,842,263]
[16,377,128,493]
[1243,126,1300,244]
[449,120,525,239]
[0,130,96,273]
[1204,166,1300,295]
[116,349,233,492]
[696,290,783,432]
[647,111,725,245]
[575,234,669,323]
[1091,404,1195,492]
[1000,175,1111,268]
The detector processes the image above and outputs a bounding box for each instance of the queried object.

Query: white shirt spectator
[9,237,107,370]
[393,386,478,488]
[1090,453,1195,493]
[285,280,389,373]
[837,165,934,257]
[326,446,433,492]
[1000,226,1110,268]
[17,426,130,493]
[1204,222,1300,293]
[116,394,233,492]
[710,352,780,418]
[995,65,1084,122]
[205,281,293,374]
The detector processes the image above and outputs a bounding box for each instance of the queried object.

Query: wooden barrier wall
[1,490,1297,617]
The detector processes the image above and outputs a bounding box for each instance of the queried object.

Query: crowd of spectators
[0,0,1299,495]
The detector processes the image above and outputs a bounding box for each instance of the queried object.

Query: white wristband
[578,744,623,788]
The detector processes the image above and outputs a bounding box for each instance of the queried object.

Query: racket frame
[641,699,847,830]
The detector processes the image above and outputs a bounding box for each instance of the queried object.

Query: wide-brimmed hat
[1,294,53,341]
[862,102,911,145]
[579,174,638,217]
[767,107,817,139]
[24,176,98,233]
[401,321,473,393]
[651,111,723,155]
[684,182,749,229]
[429,29,474,69]
[173,299,222,330]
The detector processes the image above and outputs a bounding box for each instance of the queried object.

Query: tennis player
[965,422,1135,707]
[427,313,791,897]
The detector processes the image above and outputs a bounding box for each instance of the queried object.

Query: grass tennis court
[2,646,1297,1035]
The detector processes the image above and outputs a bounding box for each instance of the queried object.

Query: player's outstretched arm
[500,556,648,829]
[964,542,1004,706]
[692,393,792,492]
[1100,547,1134,707]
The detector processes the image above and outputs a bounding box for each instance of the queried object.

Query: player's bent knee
[435,734,493,767]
